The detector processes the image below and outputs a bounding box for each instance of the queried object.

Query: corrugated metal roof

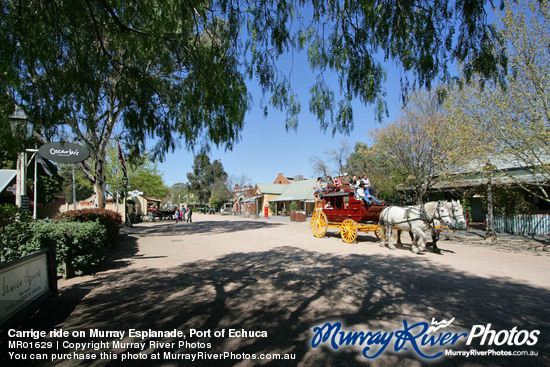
[255,183,287,195]
[0,170,17,194]
[271,179,317,202]
[433,171,547,189]
[434,152,550,189]
[447,153,550,175]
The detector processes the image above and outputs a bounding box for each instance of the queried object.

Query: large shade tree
[1,0,506,207]
[443,0,550,240]
[445,0,550,203]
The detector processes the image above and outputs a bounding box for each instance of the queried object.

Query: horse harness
[381,202,449,227]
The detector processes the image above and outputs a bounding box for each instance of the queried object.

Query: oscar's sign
[38,142,90,164]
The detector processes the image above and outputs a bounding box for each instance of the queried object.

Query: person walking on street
[187,208,193,223]
[180,208,186,223]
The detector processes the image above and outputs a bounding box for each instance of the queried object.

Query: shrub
[1,218,107,274]
[54,209,122,247]
[1,206,118,275]
[0,205,34,263]
[268,201,276,214]
[27,221,107,274]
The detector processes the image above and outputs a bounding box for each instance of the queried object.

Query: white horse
[428,200,466,253]
[379,201,453,254]
[397,200,466,253]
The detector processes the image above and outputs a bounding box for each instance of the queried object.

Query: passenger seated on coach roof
[326,175,334,186]
[362,174,376,196]
[314,177,324,194]
[341,172,350,185]
[349,174,360,195]
[356,182,382,205]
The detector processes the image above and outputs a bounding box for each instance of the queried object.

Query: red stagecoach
[310,186,387,243]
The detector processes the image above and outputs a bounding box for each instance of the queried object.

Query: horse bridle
[449,202,465,223]
[434,201,452,223]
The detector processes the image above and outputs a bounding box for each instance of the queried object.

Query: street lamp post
[9,105,35,216]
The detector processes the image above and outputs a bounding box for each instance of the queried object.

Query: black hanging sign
[38,142,90,164]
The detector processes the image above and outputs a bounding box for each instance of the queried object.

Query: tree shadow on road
[2,244,549,367]
[126,220,283,237]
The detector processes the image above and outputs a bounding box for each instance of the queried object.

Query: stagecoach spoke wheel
[311,211,328,238]
[374,225,383,240]
[341,219,358,243]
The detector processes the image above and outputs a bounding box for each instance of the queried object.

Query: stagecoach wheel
[341,219,358,243]
[311,211,328,238]
[374,225,383,240]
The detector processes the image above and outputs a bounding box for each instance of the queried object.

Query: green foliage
[104,144,169,201]
[54,209,122,247]
[0,205,34,262]
[0,204,31,228]
[27,221,107,274]
[1,205,116,275]
[289,201,298,211]
[345,143,401,201]
[464,186,538,216]
[2,0,505,153]
[209,179,231,209]
[126,162,169,200]
[1,0,248,156]
[187,153,228,204]
[29,160,64,205]
[1,0,507,207]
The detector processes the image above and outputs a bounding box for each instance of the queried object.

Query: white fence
[493,214,550,236]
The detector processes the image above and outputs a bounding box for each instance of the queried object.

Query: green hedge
[1,206,122,275]
[1,220,107,274]
[30,221,107,274]
[54,209,122,247]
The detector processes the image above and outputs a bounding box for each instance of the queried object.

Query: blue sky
[157,51,405,187]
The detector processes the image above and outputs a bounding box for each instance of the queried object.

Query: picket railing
[493,214,550,236]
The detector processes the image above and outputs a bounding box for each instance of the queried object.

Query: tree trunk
[485,178,497,242]
[92,151,107,209]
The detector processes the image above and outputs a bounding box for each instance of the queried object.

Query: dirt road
[2,214,549,366]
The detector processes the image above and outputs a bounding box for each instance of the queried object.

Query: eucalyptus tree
[186,152,227,204]
[1,0,506,207]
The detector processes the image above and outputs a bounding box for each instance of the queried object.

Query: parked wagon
[310,187,387,243]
